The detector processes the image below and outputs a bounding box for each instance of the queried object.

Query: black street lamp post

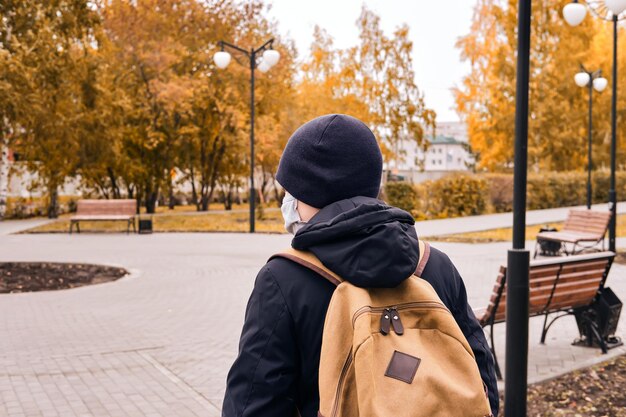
[213,39,280,233]
[574,65,607,209]
[564,0,626,251]
[505,0,532,415]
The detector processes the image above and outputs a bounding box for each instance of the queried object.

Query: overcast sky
[266,0,477,122]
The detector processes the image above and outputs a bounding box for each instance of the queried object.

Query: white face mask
[281,192,307,235]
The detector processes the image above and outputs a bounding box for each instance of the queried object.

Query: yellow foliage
[456,0,626,172]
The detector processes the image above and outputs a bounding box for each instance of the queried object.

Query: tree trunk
[225,185,233,210]
[271,173,283,205]
[0,135,9,220]
[205,141,226,211]
[107,167,121,199]
[144,183,159,214]
[47,186,59,219]
[189,167,200,211]
[201,192,209,211]
[168,174,175,210]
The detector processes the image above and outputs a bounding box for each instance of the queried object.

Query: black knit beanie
[276,114,383,209]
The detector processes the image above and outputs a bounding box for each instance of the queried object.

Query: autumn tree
[1,0,439,218]
[297,7,436,171]
[456,0,624,172]
[1,0,101,218]
[349,7,436,167]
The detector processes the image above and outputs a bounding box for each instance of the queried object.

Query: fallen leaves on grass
[500,354,626,416]
[22,210,286,234]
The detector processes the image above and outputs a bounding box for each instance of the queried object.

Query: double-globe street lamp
[213,39,280,233]
[563,0,626,251]
[574,65,608,209]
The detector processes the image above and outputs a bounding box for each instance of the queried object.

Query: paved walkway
[0,232,624,416]
[416,201,626,237]
[0,218,54,236]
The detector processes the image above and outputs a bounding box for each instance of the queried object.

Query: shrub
[384,181,419,214]
[480,171,626,212]
[6,197,30,219]
[592,170,626,204]
[526,172,586,210]
[483,174,514,213]
[423,174,488,218]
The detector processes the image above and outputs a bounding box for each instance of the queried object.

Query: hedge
[385,170,626,220]
[485,171,626,212]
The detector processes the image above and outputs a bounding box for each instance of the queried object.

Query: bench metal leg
[70,221,81,234]
[540,312,550,344]
[132,218,137,234]
[540,312,571,344]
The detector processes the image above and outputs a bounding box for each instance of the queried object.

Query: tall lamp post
[505,0,531,415]
[574,65,607,209]
[563,0,626,251]
[213,39,280,233]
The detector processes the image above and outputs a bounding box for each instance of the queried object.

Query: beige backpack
[274,240,492,417]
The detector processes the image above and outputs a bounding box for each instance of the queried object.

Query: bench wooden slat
[563,210,611,235]
[535,210,611,256]
[69,199,137,234]
[537,231,603,243]
[477,252,614,327]
[494,271,604,301]
[75,199,136,217]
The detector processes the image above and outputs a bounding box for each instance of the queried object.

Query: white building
[384,121,474,183]
[436,121,468,143]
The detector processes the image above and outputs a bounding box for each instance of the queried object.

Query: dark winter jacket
[222,196,499,416]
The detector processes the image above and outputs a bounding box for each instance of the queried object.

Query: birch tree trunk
[0,135,10,220]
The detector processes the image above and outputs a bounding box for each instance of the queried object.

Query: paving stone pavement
[0,232,624,416]
[415,201,626,237]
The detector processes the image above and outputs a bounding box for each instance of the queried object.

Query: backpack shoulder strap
[270,239,431,286]
[269,248,343,286]
[415,240,431,277]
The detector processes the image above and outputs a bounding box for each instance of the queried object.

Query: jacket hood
[291,196,420,288]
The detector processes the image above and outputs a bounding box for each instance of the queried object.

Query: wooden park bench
[474,251,615,379]
[534,209,611,258]
[70,199,137,234]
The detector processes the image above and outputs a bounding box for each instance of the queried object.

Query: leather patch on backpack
[384,350,421,384]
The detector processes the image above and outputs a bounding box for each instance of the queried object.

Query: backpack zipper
[330,350,353,417]
[351,301,451,334]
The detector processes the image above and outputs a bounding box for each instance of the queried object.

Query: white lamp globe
[213,51,231,69]
[593,76,608,92]
[258,60,270,73]
[262,49,280,67]
[575,72,591,87]
[563,2,587,26]
[605,0,626,15]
